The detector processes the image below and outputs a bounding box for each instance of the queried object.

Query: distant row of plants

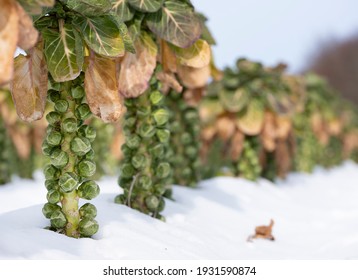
[1,0,358,239]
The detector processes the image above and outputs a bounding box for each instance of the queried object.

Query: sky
[192,0,358,73]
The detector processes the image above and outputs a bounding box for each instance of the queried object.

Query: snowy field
[0,162,358,260]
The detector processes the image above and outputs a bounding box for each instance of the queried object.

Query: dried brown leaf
[85,51,124,123]
[177,64,210,89]
[216,115,236,141]
[118,33,157,98]
[230,130,245,160]
[275,115,292,140]
[10,42,48,122]
[160,40,177,73]
[156,71,183,94]
[16,2,39,50]
[0,0,19,85]
[183,87,205,107]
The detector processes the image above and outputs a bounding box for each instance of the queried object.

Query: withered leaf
[16,2,39,50]
[230,130,245,160]
[10,42,48,122]
[216,115,236,141]
[156,71,182,94]
[177,64,210,89]
[161,40,177,73]
[236,99,264,136]
[0,0,19,85]
[118,32,157,98]
[275,115,292,140]
[172,39,211,68]
[85,51,124,123]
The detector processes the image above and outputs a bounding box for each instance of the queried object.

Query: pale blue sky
[192,0,358,73]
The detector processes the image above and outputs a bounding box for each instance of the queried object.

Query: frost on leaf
[0,0,19,86]
[85,51,124,123]
[118,32,157,98]
[10,41,48,122]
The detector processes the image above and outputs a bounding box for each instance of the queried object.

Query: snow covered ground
[0,162,358,259]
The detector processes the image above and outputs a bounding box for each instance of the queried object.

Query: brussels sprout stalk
[42,77,99,238]
[116,76,171,220]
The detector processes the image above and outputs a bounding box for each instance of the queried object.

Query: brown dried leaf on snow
[118,33,157,98]
[85,51,124,123]
[10,41,48,122]
[0,0,19,85]
[16,2,39,50]
[247,219,275,242]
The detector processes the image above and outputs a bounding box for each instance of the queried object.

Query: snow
[1,162,358,259]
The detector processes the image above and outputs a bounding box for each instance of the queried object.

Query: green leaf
[118,22,135,53]
[127,14,144,41]
[72,15,125,58]
[146,0,202,48]
[64,0,112,16]
[128,0,163,12]
[110,0,134,22]
[196,12,216,45]
[42,21,83,82]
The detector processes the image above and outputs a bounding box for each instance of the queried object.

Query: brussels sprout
[71,85,85,99]
[152,108,170,126]
[79,218,99,237]
[120,163,135,178]
[75,104,92,120]
[157,198,165,212]
[78,203,97,220]
[59,172,79,193]
[145,195,160,212]
[44,164,60,180]
[184,146,197,159]
[156,129,170,143]
[180,132,192,145]
[50,149,69,168]
[121,144,133,157]
[45,179,59,191]
[136,175,152,190]
[77,160,96,177]
[124,98,134,107]
[42,203,61,219]
[131,153,147,169]
[153,183,166,195]
[84,149,95,160]
[150,143,165,159]
[42,140,54,156]
[46,131,63,146]
[54,100,69,113]
[126,135,141,149]
[48,90,61,103]
[138,123,156,138]
[184,110,199,122]
[124,117,136,128]
[156,162,171,179]
[150,90,164,105]
[50,209,67,229]
[70,137,91,156]
[46,111,61,125]
[114,194,126,204]
[78,125,96,142]
[78,180,100,200]
[62,118,77,133]
[47,189,61,204]
[137,106,151,118]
